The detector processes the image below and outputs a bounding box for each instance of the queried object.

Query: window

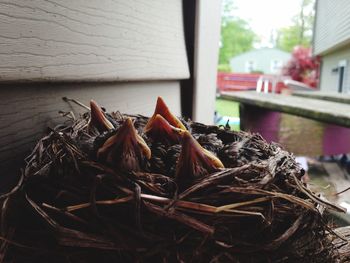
[270,60,282,74]
[245,60,255,73]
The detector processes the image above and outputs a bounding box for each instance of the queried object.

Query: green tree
[219,0,257,65]
[219,18,256,65]
[276,0,315,52]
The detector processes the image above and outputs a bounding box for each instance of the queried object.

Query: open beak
[144,97,186,132]
[144,114,185,144]
[176,131,224,190]
[89,100,114,132]
[97,118,151,172]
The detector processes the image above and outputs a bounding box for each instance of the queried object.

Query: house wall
[229,48,290,74]
[0,0,189,82]
[314,0,350,56]
[319,44,350,93]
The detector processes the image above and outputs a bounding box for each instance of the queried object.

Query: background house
[229,47,290,74]
[313,0,350,93]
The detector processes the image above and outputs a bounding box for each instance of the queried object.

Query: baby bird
[76,100,117,155]
[88,100,116,134]
[143,97,187,174]
[145,114,185,145]
[176,131,224,191]
[144,97,187,132]
[96,118,151,172]
[87,100,151,173]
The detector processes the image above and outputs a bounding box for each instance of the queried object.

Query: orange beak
[89,100,114,132]
[144,97,186,132]
[176,131,224,190]
[144,114,185,144]
[97,118,151,172]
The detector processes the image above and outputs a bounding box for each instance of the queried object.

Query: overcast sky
[231,0,303,47]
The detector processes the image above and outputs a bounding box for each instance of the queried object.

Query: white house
[229,48,291,74]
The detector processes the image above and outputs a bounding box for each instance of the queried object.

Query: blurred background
[215,0,350,225]
[216,0,317,128]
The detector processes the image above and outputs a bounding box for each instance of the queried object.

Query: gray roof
[230,48,290,60]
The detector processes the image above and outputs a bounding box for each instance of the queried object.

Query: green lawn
[215,98,240,130]
[215,99,239,117]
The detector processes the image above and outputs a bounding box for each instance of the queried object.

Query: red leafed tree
[282,46,321,88]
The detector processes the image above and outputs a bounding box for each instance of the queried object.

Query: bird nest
[0,97,346,263]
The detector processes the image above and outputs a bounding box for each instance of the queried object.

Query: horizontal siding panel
[314,0,350,55]
[0,81,181,172]
[0,0,189,82]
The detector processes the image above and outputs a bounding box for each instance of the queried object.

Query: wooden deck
[220,91,350,128]
[293,91,350,104]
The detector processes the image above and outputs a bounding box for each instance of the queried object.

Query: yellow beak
[144,114,185,144]
[144,97,187,132]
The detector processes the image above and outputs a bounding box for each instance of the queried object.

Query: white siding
[314,0,350,55]
[0,0,189,82]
